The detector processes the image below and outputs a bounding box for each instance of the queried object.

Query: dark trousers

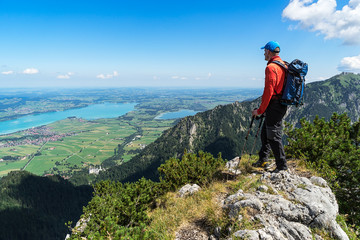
[259,99,288,169]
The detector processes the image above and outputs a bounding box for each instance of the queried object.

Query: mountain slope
[0,171,93,240]
[285,73,360,125]
[98,73,360,183]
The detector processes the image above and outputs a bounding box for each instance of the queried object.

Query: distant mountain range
[98,73,360,183]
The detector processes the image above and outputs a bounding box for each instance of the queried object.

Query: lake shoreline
[0,102,137,136]
[154,109,199,120]
[0,101,136,123]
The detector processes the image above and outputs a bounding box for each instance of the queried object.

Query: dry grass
[147,181,229,239]
[286,158,316,178]
[237,154,257,174]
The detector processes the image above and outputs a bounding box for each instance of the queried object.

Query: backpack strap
[271,60,287,70]
[270,60,288,97]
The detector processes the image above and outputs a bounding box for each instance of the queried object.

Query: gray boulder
[223,170,349,240]
[225,157,242,175]
[178,184,201,197]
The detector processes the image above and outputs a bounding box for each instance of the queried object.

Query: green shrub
[285,113,360,231]
[69,151,225,239]
[158,150,225,191]
[69,178,159,239]
[71,222,156,240]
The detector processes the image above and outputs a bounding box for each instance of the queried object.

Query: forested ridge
[0,171,92,240]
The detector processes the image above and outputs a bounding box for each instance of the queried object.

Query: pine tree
[285,113,360,227]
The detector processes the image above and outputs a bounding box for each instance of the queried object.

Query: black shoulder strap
[270,60,288,96]
[271,60,288,70]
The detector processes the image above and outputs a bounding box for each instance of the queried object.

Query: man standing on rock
[251,41,288,173]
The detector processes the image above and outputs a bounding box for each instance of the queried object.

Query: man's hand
[252,109,260,117]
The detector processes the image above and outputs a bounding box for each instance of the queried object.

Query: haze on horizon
[0,0,360,88]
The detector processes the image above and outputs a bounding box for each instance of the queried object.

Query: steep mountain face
[98,73,360,183]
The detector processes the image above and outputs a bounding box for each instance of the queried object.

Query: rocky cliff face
[173,158,350,240]
[221,159,348,240]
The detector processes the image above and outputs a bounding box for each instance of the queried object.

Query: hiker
[251,41,288,173]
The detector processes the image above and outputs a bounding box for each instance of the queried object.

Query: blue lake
[155,109,199,120]
[0,102,137,135]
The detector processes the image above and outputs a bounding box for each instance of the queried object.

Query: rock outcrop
[222,159,349,240]
[178,184,201,198]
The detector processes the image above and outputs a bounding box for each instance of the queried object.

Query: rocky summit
[173,157,350,240]
[221,158,349,240]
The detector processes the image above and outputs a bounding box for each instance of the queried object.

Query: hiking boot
[252,160,273,170]
[270,167,288,174]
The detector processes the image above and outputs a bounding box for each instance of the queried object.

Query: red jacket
[257,56,286,115]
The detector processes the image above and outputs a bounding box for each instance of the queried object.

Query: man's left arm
[253,67,276,117]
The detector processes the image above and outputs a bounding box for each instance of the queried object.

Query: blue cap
[261,41,280,52]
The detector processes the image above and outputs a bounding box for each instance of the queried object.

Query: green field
[0,159,28,176]
[0,116,174,177]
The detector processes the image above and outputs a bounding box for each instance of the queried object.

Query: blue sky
[0,0,359,88]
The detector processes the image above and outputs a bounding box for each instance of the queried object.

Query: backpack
[272,59,308,106]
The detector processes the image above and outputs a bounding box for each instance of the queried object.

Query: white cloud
[283,0,360,45]
[338,54,360,72]
[1,71,13,75]
[171,76,189,80]
[23,68,39,74]
[96,74,110,79]
[57,72,74,79]
[96,71,119,79]
[57,75,70,79]
[193,73,213,80]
